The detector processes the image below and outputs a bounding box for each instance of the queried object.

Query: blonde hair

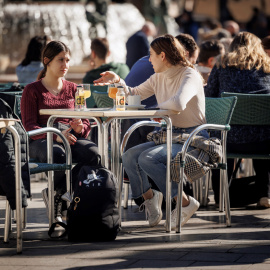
[217,32,270,73]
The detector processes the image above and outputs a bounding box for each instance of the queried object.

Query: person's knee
[53,147,66,163]
[138,151,153,170]
[122,148,136,167]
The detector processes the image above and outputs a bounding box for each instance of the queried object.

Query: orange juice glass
[108,85,118,110]
[108,86,118,99]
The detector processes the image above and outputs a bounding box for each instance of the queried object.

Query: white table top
[39,108,179,118]
[0,118,19,128]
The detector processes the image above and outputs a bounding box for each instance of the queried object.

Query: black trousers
[212,140,270,205]
[29,138,100,193]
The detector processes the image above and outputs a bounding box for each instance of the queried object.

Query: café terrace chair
[120,96,237,233]
[3,126,72,253]
[1,93,72,253]
[92,90,113,109]
[86,85,109,109]
[221,92,270,182]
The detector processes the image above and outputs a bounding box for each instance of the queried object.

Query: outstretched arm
[93,71,121,85]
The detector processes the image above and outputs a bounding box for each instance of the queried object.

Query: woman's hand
[69,118,83,134]
[93,71,120,85]
[56,127,77,145]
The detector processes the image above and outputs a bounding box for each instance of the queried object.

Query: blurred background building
[1,0,270,81]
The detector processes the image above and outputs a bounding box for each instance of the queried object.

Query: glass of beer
[81,84,91,110]
[108,84,118,110]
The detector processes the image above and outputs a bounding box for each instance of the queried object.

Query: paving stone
[186,261,251,269]
[180,251,242,262]
[126,259,194,268]
[236,254,270,264]
[0,181,270,269]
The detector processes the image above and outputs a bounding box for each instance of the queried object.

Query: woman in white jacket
[94,34,207,229]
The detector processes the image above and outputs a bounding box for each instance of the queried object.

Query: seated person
[126,21,157,69]
[83,37,129,84]
[175,33,199,64]
[196,40,225,83]
[16,35,50,84]
[122,55,157,150]
[94,34,207,229]
[123,34,199,200]
[205,32,270,208]
[21,41,100,223]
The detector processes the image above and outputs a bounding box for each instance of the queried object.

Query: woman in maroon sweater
[21,41,100,222]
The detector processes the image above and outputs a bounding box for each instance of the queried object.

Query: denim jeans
[122,126,209,200]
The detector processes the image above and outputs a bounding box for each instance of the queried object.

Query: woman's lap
[29,138,100,191]
[123,126,209,198]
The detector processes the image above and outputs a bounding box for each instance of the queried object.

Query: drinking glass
[81,84,91,110]
[108,84,118,110]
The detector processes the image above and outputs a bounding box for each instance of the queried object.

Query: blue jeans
[122,126,209,200]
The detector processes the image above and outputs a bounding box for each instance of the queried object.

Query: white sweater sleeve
[119,76,155,101]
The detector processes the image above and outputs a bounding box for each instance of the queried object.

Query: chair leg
[176,166,185,233]
[4,201,12,243]
[221,169,231,227]
[192,181,199,201]
[219,172,225,212]
[202,174,210,207]
[22,207,27,230]
[123,183,129,209]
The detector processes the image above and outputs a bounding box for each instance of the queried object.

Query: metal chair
[86,85,108,108]
[176,96,237,233]
[2,94,72,253]
[221,92,270,180]
[3,126,72,253]
[119,96,237,232]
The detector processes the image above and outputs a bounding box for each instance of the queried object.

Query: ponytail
[37,67,46,80]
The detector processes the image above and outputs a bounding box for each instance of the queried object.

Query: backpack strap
[48,222,68,238]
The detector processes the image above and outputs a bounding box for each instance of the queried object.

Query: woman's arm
[94,71,155,100]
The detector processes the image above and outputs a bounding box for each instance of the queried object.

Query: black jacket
[0,93,30,209]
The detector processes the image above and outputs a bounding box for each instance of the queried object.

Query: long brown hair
[150,34,194,69]
[37,40,71,80]
[217,32,270,73]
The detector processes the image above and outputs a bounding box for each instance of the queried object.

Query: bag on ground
[67,165,120,242]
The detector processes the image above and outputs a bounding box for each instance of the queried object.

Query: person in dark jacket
[205,31,270,208]
[0,93,30,210]
[125,21,156,69]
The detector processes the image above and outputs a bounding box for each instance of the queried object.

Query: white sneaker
[165,196,200,230]
[140,189,163,227]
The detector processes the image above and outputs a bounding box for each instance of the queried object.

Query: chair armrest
[180,123,230,166]
[27,127,72,166]
[120,120,162,156]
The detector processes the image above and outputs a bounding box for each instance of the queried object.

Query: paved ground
[0,179,270,270]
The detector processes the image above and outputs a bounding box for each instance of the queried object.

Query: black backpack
[67,165,120,241]
[48,165,120,241]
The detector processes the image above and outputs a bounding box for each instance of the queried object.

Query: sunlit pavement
[0,180,270,270]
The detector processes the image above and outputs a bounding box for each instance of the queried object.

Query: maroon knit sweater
[21,79,90,140]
